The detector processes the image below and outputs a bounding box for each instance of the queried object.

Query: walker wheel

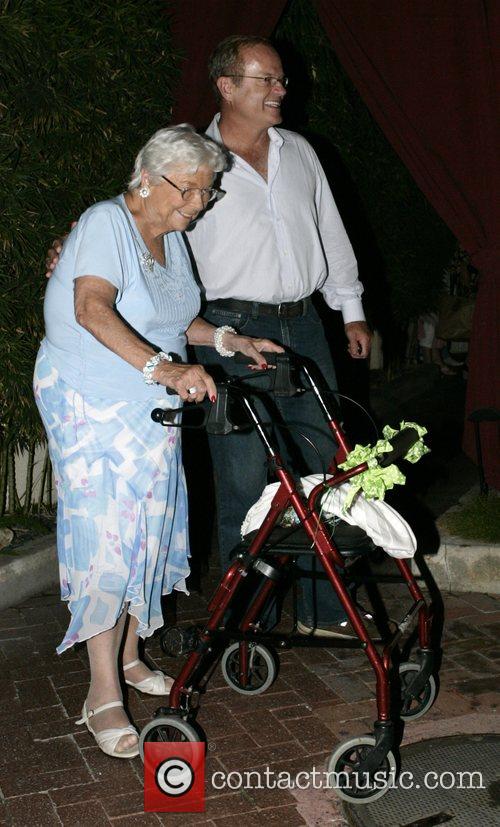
[160,625,199,657]
[326,735,397,803]
[399,662,437,720]
[221,642,278,695]
[139,716,203,762]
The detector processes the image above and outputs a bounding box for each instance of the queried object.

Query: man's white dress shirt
[186,114,365,324]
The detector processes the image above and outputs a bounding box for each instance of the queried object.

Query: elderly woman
[34,124,281,759]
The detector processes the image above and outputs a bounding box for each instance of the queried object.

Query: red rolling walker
[140,352,437,804]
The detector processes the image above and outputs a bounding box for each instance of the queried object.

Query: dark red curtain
[169,0,286,126]
[313,0,500,487]
[169,0,499,487]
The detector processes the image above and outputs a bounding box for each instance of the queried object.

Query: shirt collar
[205,114,222,141]
[206,113,284,150]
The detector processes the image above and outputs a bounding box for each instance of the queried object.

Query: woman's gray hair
[128,124,228,190]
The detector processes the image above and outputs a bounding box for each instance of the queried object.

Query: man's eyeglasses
[225,74,289,89]
[161,176,225,203]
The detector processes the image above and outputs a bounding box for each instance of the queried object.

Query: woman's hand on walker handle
[225,332,284,369]
[153,361,217,404]
[185,319,282,368]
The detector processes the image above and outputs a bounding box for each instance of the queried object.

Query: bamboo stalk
[0,443,8,517]
[7,445,21,513]
[47,459,53,508]
[23,442,36,514]
[37,446,50,512]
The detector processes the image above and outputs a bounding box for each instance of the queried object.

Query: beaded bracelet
[214,325,236,357]
[142,351,172,385]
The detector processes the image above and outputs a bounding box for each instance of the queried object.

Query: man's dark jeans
[194,299,347,625]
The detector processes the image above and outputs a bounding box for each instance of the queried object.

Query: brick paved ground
[0,567,499,826]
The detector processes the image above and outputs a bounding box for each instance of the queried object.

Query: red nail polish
[210,395,216,403]
[261,363,267,369]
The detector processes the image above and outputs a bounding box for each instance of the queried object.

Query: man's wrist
[345,320,369,328]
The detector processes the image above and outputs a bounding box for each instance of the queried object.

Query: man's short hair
[208,35,274,101]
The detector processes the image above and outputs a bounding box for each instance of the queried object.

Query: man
[188,36,372,636]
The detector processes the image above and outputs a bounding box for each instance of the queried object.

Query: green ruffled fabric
[338,421,430,511]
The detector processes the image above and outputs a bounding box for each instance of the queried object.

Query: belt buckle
[277,302,288,317]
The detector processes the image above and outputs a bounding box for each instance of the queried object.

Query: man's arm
[310,147,372,358]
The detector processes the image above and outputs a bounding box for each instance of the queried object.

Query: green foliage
[0,511,55,554]
[0,0,178,511]
[441,495,500,543]
[275,0,456,327]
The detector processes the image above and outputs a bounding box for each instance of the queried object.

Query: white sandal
[123,659,174,696]
[76,700,139,758]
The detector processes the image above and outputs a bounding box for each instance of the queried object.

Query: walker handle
[234,351,278,366]
[151,407,178,425]
[378,427,420,467]
[234,351,300,397]
[151,385,242,434]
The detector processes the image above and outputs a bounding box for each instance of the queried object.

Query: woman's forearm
[74,277,156,372]
[186,317,217,347]
[186,315,284,367]
[186,317,246,351]
[73,276,217,400]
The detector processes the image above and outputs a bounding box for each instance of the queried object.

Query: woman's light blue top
[42,194,201,400]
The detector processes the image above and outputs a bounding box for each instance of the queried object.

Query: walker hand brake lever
[272,353,302,397]
[378,427,419,467]
[205,386,234,435]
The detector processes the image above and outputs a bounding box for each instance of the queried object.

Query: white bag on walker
[241,474,416,560]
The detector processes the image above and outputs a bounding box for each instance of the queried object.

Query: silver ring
[187,386,198,395]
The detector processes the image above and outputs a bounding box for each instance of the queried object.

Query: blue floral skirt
[34,345,190,654]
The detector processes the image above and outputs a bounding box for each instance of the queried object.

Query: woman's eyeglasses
[162,176,225,203]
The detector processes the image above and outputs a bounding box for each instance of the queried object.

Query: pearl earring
[139,184,150,198]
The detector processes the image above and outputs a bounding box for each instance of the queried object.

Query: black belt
[207,297,309,319]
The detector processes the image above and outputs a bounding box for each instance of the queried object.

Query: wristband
[214,325,236,357]
[142,351,172,385]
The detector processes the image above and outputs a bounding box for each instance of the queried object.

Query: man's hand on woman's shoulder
[45,221,77,277]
